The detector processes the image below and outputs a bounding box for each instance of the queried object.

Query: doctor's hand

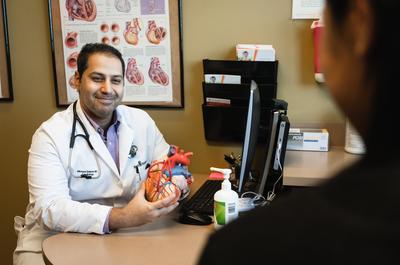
[108,182,179,230]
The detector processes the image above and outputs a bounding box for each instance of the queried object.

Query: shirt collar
[83,109,121,136]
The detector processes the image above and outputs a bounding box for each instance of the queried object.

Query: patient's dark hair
[326,0,399,157]
[77,43,125,78]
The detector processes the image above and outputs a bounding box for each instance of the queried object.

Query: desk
[42,148,360,264]
[42,174,213,265]
[284,146,359,186]
[42,214,213,265]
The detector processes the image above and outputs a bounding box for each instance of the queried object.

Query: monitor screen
[237,81,261,195]
[235,87,290,198]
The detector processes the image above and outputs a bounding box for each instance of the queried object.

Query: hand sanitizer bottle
[211,167,239,229]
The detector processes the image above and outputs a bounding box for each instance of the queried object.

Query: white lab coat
[14,101,169,253]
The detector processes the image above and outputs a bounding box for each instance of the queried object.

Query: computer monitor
[237,81,261,195]
[257,111,290,196]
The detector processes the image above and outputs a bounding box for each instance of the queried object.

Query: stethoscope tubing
[68,101,102,179]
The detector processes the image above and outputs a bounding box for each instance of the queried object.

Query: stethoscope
[68,101,102,179]
[68,101,147,179]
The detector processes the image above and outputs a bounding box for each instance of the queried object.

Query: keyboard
[180,179,223,215]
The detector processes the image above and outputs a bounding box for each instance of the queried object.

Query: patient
[199,0,400,264]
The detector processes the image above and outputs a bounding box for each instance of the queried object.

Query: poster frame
[0,0,13,102]
[48,0,184,108]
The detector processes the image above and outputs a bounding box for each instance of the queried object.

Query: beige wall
[0,0,343,262]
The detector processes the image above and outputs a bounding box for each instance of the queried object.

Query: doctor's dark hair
[326,0,399,157]
[77,43,125,78]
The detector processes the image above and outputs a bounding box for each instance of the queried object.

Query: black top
[198,158,400,265]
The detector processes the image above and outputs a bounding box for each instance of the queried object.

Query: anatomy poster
[49,0,183,107]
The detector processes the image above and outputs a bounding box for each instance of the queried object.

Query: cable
[265,144,283,204]
[238,191,266,211]
[234,139,286,209]
[237,143,284,209]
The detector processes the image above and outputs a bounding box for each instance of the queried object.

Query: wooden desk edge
[195,147,361,187]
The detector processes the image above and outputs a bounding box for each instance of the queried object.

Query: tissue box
[287,128,329,152]
[236,44,275,61]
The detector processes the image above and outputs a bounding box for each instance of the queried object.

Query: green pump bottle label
[215,201,226,225]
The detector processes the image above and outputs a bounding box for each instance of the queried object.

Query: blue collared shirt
[83,110,121,233]
[84,112,121,171]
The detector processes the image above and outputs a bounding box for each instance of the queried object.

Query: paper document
[204,74,241,84]
[292,0,325,19]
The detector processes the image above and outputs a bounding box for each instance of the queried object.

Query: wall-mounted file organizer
[203,59,278,84]
[202,59,280,142]
[202,99,287,142]
[203,82,277,106]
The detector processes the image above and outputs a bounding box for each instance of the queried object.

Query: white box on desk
[287,128,329,152]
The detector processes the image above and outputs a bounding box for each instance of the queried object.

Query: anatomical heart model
[126,58,144,85]
[148,57,169,86]
[65,0,97,22]
[145,146,193,203]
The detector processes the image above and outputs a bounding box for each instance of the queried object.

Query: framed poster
[0,0,13,102]
[48,0,184,107]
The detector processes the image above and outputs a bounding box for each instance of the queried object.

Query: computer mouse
[178,210,213,226]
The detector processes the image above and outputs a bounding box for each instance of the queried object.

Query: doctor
[14,43,178,265]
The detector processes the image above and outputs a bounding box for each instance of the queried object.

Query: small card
[204,74,241,84]
[236,44,276,61]
[206,97,231,106]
